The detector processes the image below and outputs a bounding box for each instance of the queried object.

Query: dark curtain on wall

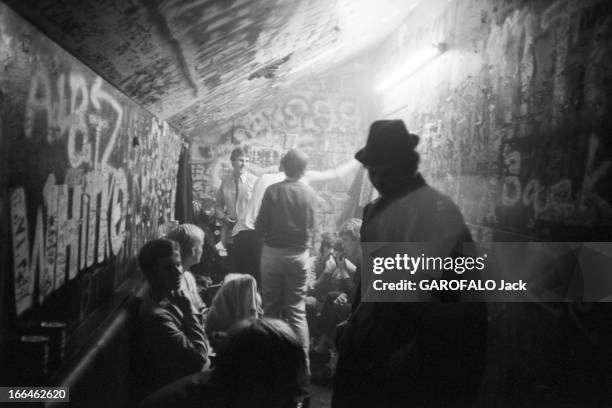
[174,145,195,224]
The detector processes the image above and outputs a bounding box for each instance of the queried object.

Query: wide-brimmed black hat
[355,120,419,166]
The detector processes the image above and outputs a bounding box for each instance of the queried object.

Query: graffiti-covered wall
[377,0,612,242]
[191,71,378,232]
[0,3,182,324]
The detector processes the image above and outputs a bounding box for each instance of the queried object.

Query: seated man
[307,232,341,297]
[205,273,262,344]
[140,317,308,408]
[305,232,339,340]
[310,220,361,356]
[165,224,207,312]
[138,238,210,393]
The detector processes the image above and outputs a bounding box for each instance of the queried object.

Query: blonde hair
[165,223,205,259]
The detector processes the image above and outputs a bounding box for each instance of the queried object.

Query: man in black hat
[332,120,487,408]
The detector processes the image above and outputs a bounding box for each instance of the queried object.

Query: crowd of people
[134,119,488,408]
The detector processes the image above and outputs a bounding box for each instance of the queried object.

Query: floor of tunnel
[306,350,336,408]
[309,384,332,408]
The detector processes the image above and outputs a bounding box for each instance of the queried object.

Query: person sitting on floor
[205,273,263,345]
[139,317,308,408]
[307,232,341,296]
[138,238,210,393]
[305,232,340,340]
[310,219,361,357]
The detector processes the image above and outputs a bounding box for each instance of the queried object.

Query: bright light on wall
[376,42,447,92]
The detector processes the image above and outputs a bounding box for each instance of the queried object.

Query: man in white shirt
[233,172,284,282]
[215,146,257,269]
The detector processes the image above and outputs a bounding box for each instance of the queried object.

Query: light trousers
[260,245,311,371]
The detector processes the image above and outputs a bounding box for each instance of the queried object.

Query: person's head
[355,120,421,199]
[280,149,308,179]
[319,232,339,258]
[165,224,205,270]
[211,317,307,408]
[138,238,183,295]
[230,146,250,176]
[213,274,262,324]
[338,218,362,263]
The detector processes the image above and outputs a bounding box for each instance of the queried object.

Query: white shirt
[234,172,285,234]
[215,171,257,244]
[234,160,361,235]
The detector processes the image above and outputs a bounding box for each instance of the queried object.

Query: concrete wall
[0,1,181,363]
[369,2,612,404]
[375,0,612,242]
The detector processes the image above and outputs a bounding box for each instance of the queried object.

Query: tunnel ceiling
[7,0,423,139]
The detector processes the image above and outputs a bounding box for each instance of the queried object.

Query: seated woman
[139,317,308,408]
[205,273,263,344]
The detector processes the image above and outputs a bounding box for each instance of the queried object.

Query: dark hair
[338,218,362,241]
[211,317,306,404]
[230,146,250,161]
[280,149,308,178]
[320,232,339,252]
[138,238,179,277]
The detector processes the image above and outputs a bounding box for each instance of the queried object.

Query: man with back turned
[255,149,318,375]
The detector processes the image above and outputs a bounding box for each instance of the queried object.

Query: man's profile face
[192,237,204,264]
[183,236,204,270]
[232,155,249,175]
[154,250,183,293]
